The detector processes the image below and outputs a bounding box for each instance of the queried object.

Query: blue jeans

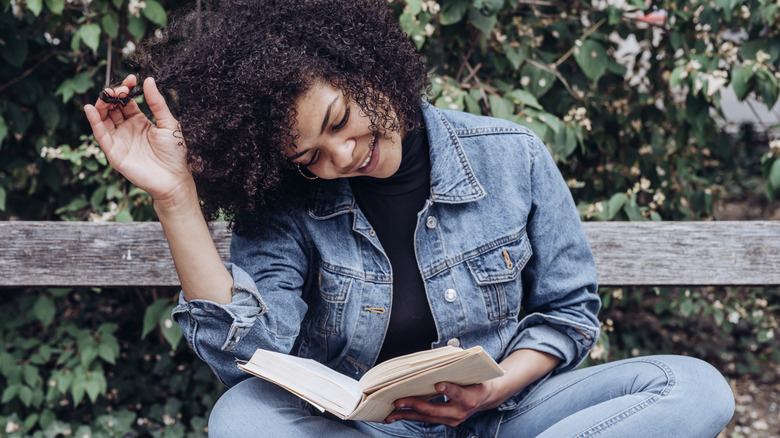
[208,355,734,437]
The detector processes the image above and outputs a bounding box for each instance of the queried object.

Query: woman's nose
[327,138,356,171]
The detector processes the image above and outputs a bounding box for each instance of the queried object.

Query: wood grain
[1,221,778,287]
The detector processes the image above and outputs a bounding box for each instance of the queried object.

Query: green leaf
[770,158,780,190]
[114,209,133,222]
[26,0,43,16]
[18,385,33,407]
[2,385,17,403]
[679,298,694,317]
[45,0,64,14]
[473,0,504,15]
[90,185,107,209]
[0,186,5,211]
[142,0,167,27]
[80,23,102,51]
[102,13,120,39]
[573,39,607,83]
[32,295,56,327]
[506,89,542,109]
[84,378,101,403]
[127,15,147,41]
[730,65,754,100]
[0,28,28,68]
[98,343,116,365]
[468,6,497,35]
[0,114,7,146]
[36,99,60,132]
[407,0,422,15]
[142,299,170,339]
[714,308,724,326]
[488,95,515,120]
[440,0,469,25]
[80,344,98,368]
[23,365,39,386]
[160,303,182,349]
[503,44,527,70]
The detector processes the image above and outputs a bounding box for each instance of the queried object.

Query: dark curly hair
[131,0,429,234]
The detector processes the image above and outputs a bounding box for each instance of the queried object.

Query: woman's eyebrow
[320,95,340,134]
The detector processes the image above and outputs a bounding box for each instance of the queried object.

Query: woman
[84,0,735,436]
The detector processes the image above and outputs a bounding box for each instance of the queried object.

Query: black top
[349,116,438,365]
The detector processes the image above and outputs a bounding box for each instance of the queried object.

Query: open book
[237,345,505,422]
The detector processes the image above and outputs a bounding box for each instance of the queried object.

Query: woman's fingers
[143,77,179,131]
[84,104,115,154]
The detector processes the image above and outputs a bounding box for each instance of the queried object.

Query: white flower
[728,311,740,324]
[589,344,606,360]
[741,5,750,19]
[770,139,780,155]
[424,23,435,37]
[705,70,728,97]
[640,177,651,191]
[6,421,21,434]
[128,0,146,17]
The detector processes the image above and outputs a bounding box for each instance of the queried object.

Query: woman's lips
[357,133,380,174]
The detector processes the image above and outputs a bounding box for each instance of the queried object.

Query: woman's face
[286,82,404,180]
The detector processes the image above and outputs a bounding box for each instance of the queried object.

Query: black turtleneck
[349,114,438,365]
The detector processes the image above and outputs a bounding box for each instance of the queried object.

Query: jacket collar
[308,103,486,220]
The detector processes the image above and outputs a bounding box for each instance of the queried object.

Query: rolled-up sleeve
[171,213,314,387]
[503,135,601,373]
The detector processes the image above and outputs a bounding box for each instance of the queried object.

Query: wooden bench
[1,221,779,287]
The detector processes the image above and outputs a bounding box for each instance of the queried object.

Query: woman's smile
[286,82,403,180]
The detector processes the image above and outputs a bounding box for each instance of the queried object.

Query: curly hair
[131,0,429,234]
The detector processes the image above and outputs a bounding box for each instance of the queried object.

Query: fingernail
[396,402,406,408]
[438,383,447,392]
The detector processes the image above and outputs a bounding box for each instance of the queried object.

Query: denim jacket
[172,103,601,410]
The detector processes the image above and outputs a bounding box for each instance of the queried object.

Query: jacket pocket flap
[466,234,532,285]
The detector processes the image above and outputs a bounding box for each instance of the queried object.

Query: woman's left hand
[384,348,562,427]
[384,380,500,427]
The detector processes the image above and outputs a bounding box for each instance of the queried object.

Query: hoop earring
[297,163,319,180]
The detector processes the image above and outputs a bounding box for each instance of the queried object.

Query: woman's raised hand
[84,75,194,208]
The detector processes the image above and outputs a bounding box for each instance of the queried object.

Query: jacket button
[426,216,438,229]
[447,338,461,347]
[444,288,457,302]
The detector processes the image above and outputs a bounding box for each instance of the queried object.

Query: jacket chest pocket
[465,233,532,321]
[312,266,352,335]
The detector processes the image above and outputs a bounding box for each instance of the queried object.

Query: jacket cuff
[171,262,266,356]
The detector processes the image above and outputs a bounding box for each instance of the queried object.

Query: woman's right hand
[84,75,194,208]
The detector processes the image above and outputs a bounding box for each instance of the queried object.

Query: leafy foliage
[1,0,779,436]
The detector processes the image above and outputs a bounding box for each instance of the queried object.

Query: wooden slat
[0,221,230,287]
[0,221,778,287]
[584,221,780,286]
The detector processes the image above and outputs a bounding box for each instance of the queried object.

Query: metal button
[426,216,438,229]
[444,288,457,302]
[369,228,376,237]
[447,338,461,348]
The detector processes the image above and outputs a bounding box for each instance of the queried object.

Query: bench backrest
[1,221,778,287]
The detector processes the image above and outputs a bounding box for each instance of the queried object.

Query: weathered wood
[0,221,778,287]
[0,221,230,287]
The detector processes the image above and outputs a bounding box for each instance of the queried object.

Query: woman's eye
[305,149,320,166]
[333,106,350,130]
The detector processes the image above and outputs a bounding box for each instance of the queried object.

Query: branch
[554,17,607,68]
[526,58,580,100]
[0,51,57,94]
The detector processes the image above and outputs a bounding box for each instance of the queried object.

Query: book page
[238,350,362,416]
[359,346,471,392]
[348,349,505,422]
